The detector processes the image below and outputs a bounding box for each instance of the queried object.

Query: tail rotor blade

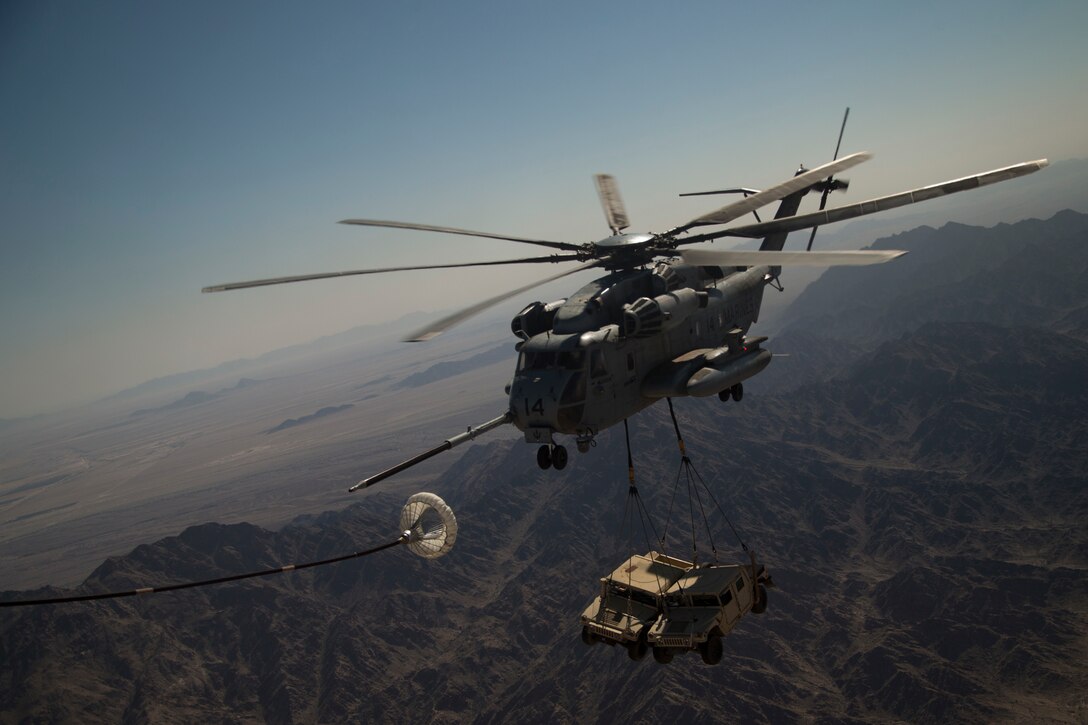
[832,107,850,162]
[808,106,850,252]
[805,189,830,251]
[705,159,1050,240]
[674,151,872,232]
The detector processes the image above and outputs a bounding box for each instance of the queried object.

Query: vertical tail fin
[758,187,810,252]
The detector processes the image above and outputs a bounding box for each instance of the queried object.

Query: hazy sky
[2,0,1086,418]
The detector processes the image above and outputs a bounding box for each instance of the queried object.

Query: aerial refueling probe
[349,412,512,491]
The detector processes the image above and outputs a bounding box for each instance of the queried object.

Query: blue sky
[1,0,1086,417]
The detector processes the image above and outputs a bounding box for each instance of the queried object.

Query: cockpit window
[518,351,553,371]
[559,351,585,370]
[519,350,585,372]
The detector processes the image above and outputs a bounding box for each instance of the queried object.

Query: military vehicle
[647,556,774,665]
[580,551,692,660]
[580,548,774,664]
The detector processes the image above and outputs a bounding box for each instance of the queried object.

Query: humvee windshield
[665,593,721,608]
[610,583,658,609]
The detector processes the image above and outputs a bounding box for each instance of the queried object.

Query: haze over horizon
[3,1,1087,418]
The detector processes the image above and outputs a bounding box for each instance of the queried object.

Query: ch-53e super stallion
[204,121,1046,489]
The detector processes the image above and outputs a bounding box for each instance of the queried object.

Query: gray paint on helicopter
[202,139,1048,485]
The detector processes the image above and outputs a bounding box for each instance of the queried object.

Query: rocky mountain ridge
[755,209,1088,393]
[2,212,1087,723]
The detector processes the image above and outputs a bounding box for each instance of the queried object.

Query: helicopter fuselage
[507,261,771,446]
[334,154,1046,489]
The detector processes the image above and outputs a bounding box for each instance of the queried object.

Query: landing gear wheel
[551,444,568,470]
[731,383,744,402]
[576,439,591,454]
[580,626,597,646]
[536,445,552,470]
[699,636,723,665]
[718,389,731,402]
[627,636,648,661]
[652,647,673,664]
[752,584,768,614]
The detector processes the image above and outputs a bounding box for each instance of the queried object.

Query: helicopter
[203,127,1047,489]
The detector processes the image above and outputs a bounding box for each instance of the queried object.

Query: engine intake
[511,299,565,340]
[622,289,706,338]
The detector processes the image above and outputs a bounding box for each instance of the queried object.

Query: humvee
[579,551,692,660]
[647,554,773,664]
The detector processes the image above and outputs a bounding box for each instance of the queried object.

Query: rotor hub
[591,233,666,269]
[593,233,655,250]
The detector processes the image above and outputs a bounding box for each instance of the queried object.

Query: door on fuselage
[556,352,587,431]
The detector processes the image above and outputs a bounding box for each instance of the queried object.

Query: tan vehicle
[647,555,772,664]
[580,550,773,664]
[580,551,692,660]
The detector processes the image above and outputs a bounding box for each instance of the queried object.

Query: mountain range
[1,211,1086,723]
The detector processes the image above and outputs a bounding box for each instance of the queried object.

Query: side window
[736,577,745,592]
[721,589,733,605]
[590,349,607,378]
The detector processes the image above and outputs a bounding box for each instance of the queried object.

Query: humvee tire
[700,636,723,665]
[752,584,768,614]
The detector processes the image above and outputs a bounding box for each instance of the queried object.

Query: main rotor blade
[705,159,1050,240]
[403,262,599,342]
[682,249,906,267]
[201,255,582,293]
[673,151,872,232]
[594,174,630,235]
[338,219,583,252]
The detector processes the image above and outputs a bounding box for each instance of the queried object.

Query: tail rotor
[806,107,851,251]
